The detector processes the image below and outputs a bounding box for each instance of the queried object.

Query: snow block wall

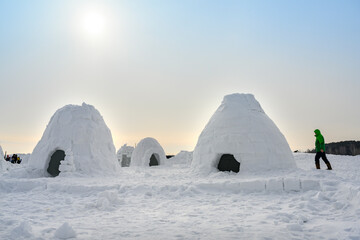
[28,103,119,177]
[192,93,296,174]
[130,137,166,167]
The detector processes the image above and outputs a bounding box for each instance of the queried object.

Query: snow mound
[192,93,296,174]
[130,137,166,167]
[27,103,119,177]
[54,222,77,239]
[0,145,4,172]
[168,151,193,165]
[0,145,4,159]
[10,221,33,239]
[0,145,12,173]
[95,190,124,211]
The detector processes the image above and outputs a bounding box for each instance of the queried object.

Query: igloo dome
[28,103,119,177]
[192,93,296,174]
[130,137,166,167]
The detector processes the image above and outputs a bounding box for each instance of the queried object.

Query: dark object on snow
[315,152,332,170]
[325,141,360,156]
[47,150,65,177]
[307,140,360,156]
[11,154,18,164]
[149,154,159,166]
[217,154,240,173]
[121,154,131,167]
[314,129,332,170]
[166,155,174,159]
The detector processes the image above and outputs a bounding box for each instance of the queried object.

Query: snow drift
[0,145,4,159]
[130,137,166,167]
[27,103,119,177]
[192,93,296,174]
[167,151,193,166]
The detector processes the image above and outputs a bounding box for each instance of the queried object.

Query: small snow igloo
[192,93,296,174]
[28,103,119,177]
[130,137,166,167]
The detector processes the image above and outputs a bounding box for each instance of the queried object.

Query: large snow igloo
[28,103,119,177]
[130,137,166,167]
[192,93,296,174]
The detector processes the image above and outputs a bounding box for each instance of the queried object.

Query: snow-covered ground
[1,153,360,240]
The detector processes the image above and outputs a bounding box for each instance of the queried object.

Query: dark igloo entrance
[47,150,65,177]
[149,154,159,166]
[217,154,240,173]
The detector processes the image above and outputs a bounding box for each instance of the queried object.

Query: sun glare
[80,10,106,38]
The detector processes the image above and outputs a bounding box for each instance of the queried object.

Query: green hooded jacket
[314,129,325,152]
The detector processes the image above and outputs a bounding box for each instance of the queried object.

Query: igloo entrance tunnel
[47,150,66,177]
[192,93,296,174]
[28,103,119,177]
[217,154,240,173]
[149,154,159,166]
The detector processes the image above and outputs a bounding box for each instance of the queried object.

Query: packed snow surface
[192,93,296,174]
[1,153,360,239]
[27,103,119,177]
[130,137,166,167]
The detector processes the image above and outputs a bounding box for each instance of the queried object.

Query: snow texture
[10,221,33,239]
[117,144,134,159]
[130,137,166,167]
[54,222,77,239]
[192,93,296,174]
[27,103,119,177]
[0,145,4,159]
[0,145,4,172]
[1,153,360,240]
[0,145,12,173]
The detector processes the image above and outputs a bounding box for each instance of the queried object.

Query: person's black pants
[315,152,331,167]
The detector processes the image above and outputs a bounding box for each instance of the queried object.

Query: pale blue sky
[1,0,360,154]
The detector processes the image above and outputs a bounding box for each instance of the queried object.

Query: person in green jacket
[314,129,332,170]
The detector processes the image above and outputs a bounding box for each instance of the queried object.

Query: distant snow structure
[167,151,193,166]
[130,137,166,167]
[192,93,296,174]
[28,103,119,177]
[0,145,4,171]
[117,144,134,167]
[0,145,4,161]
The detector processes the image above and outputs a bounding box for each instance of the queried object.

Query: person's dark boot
[315,162,320,169]
[326,162,332,170]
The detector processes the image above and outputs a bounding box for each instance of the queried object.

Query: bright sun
[80,10,106,38]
